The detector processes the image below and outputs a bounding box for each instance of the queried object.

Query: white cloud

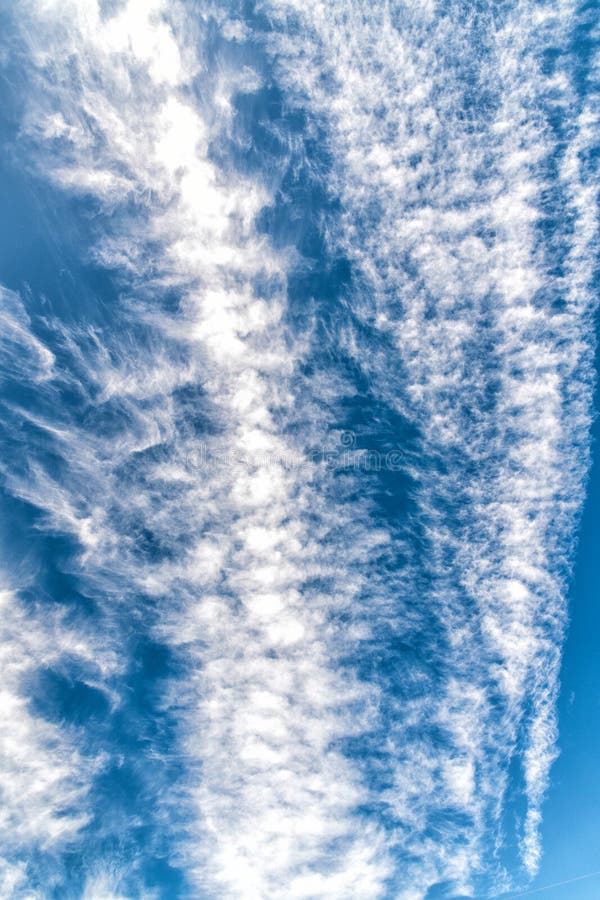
[5,1,395,895]
[261,0,598,893]
[2,0,597,897]
[0,586,117,895]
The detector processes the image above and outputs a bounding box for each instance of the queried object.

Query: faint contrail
[494,870,600,898]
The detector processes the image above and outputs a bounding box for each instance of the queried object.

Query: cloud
[0,581,118,896]
[260,0,599,892]
[4,1,395,895]
[1,0,597,897]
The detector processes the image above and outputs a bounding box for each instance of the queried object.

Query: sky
[0,2,598,899]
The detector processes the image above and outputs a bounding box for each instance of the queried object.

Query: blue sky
[0,2,598,899]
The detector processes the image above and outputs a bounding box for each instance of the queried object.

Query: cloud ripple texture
[0,1,597,898]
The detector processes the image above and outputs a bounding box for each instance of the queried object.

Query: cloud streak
[260,0,599,892]
[0,0,597,897]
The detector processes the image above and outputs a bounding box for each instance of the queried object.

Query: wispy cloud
[261,0,599,893]
[0,0,597,897]
[4,1,395,895]
[0,578,117,897]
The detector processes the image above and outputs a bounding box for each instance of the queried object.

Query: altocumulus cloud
[0,1,597,898]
